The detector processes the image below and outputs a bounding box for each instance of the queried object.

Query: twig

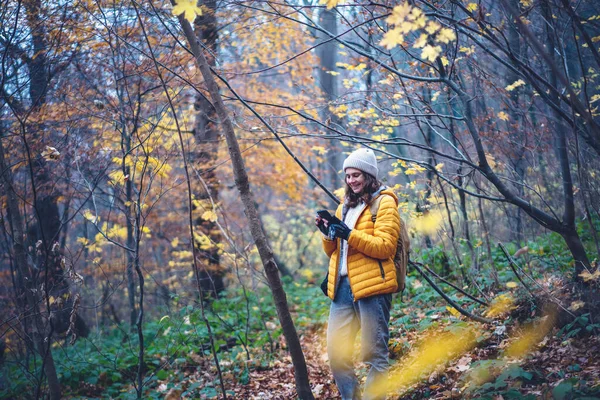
[420,263,489,307]
[498,243,576,319]
[498,243,536,298]
[410,261,492,324]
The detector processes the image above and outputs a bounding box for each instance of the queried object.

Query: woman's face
[345,168,366,194]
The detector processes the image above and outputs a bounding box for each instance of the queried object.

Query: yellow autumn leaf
[319,0,339,9]
[460,46,475,55]
[408,6,424,21]
[404,163,426,175]
[413,33,428,49]
[412,210,444,235]
[506,281,518,288]
[107,224,127,240]
[350,63,367,71]
[425,21,441,35]
[108,170,127,186]
[201,210,218,222]
[171,237,179,248]
[311,146,328,155]
[387,3,412,26]
[485,153,497,169]
[435,163,444,171]
[506,79,526,91]
[485,294,515,317]
[369,325,479,397]
[380,28,404,50]
[398,20,416,34]
[171,0,203,23]
[446,306,462,318]
[421,44,442,62]
[497,111,509,121]
[436,28,456,44]
[299,269,314,281]
[412,13,427,29]
[568,301,585,311]
[467,3,478,12]
[504,312,555,358]
[83,209,98,222]
[579,269,600,282]
[441,56,449,66]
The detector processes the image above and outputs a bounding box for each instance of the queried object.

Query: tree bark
[503,0,526,245]
[540,0,591,277]
[177,17,315,400]
[317,7,343,190]
[15,0,89,338]
[125,133,137,328]
[192,0,226,297]
[562,229,591,277]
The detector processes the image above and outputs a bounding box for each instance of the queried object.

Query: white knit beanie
[343,148,378,179]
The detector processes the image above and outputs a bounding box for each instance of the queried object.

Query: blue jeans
[327,276,392,400]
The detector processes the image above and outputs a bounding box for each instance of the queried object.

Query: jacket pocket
[378,260,385,280]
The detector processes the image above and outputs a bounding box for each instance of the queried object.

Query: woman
[316,148,401,400]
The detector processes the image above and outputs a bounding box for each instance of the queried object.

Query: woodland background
[1,0,600,398]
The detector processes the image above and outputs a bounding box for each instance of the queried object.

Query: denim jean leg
[327,277,361,400]
[359,293,392,400]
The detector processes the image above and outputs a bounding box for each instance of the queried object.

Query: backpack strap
[369,194,389,222]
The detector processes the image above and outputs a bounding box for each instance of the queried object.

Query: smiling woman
[315,148,402,400]
[346,168,366,194]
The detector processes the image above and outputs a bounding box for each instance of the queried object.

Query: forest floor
[50,277,600,399]
[219,330,600,399]
[157,305,600,399]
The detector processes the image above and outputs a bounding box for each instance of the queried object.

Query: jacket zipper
[378,260,385,280]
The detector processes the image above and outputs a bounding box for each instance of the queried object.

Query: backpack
[369,194,410,294]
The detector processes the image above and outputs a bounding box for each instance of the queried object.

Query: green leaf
[552,379,575,400]
[156,369,168,380]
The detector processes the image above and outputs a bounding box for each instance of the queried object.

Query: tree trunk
[317,7,343,190]
[193,0,226,297]
[503,0,526,245]
[21,0,88,338]
[562,229,591,279]
[541,0,591,277]
[125,138,137,327]
[177,17,315,400]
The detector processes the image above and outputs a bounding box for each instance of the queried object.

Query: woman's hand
[315,216,329,236]
[329,221,351,240]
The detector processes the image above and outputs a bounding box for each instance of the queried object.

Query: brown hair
[344,172,382,208]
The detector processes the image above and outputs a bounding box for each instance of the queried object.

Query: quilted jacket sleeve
[347,195,400,260]
[322,235,337,258]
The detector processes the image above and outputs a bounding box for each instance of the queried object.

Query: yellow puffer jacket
[323,188,400,301]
